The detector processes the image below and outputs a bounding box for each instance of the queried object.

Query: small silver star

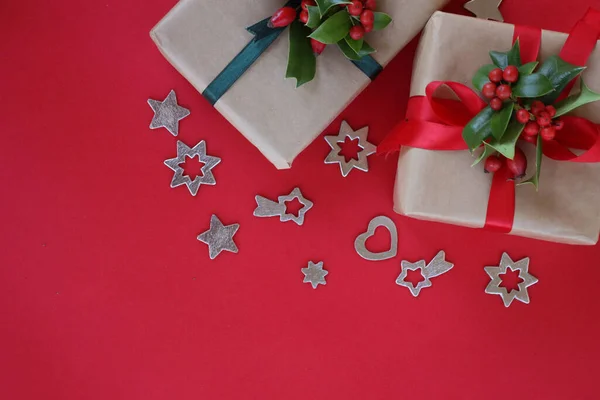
[164,140,221,196]
[197,215,240,260]
[148,90,190,136]
[485,253,538,307]
[324,121,376,177]
[464,0,504,22]
[396,251,454,297]
[253,187,313,226]
[302,261,328,289]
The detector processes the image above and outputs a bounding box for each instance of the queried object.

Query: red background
[2,0,600,399]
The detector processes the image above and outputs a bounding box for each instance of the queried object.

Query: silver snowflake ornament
[484,253,538,307]
[396,251,454,297]
[197,215,240,260]
[148,90,190,136]
[324,120,376,177]
[302,261,328,289]
[164,140,221,196]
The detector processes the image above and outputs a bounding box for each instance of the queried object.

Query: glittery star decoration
[324,121,376,177]
[197,215,240,260]
[253,187,313,226]
[464,0,504,22]
[484,253,538,307]
[164,140,221,196]
[148,90,190,136]
[396,251,454,297]
[302,261,328,289]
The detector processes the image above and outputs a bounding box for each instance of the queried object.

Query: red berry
[349,25,365,40]
[541,126,556,141]
[310,38,326,55]
[347,0,363,16]
[537,111,551,127]
[546,105,556,118]
[360,9,374,25]
[496,84,512,100]
[301,0,316,11]
[482,82,497,99]
[503,65,519,83]
[489,68,503,83]
[270,7,297,28]
[364,0,377,10]
[484,155,503,173]
[555,119,565,131]
[524,121,540,136]
[363,22,374,33]
[490,97,503,111]
[530,100,545,115]
[516,109,530,124]
[506,147,528,179]
[299,10,308,23]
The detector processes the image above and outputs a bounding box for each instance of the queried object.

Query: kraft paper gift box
[393,11,600,245]
[150,0,448,169]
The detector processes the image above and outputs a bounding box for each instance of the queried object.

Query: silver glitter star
[324,121,376,177]
[148,90,190,136]
[464,0,504,22]
[396,251,454,297]
[197,215,240,260]
[253,187,313,226]
[302,261,328,289]
[164,140,221,196]
[484,253,538,307]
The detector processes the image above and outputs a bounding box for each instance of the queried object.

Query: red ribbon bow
[379,9,600,234]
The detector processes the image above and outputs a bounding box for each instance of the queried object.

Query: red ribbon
[379,9,600,234]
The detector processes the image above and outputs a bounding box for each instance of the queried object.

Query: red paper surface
[2,1,600,399]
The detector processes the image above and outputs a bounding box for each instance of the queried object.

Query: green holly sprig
[464,40,600,189]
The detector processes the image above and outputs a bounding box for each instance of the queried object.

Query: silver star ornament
[164,140,221,196]
[197,215,240,260]
[464,0,504,22]
[253,187,313,226]
[485,253,538,307]
[302,261,328,289]
[148,90,190,136]
[324,121,376,177]
[396,251,454,297]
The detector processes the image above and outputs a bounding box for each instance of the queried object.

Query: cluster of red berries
[518,101,563,141]
[482,65,519,111]
[484,148,528,179]
[346,0,377,40]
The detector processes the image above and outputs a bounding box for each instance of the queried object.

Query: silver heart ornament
[354,216,398,261]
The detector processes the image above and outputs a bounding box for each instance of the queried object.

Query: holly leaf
[337,39,361,60]
[485,119,525,159]
[512,73,554,98]
[309,9,352,44]
[373,12,392,30]
[537,55,586,104]
[315,0,352,17]
[519,135,543,190]
[472,144,496,167]
[356,41,375,57]
[306,5,322,29]
[518,62,539,76]
[344,34,363,54]
[472,64,496,91]
[491,102,514,139]
[286,21,317,87]
[554,79,600,117]
[489,39,521,69]
[462,106,495,150]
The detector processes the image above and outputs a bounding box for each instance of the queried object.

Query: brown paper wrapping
[395,12,600,245]
[151,0,448,169]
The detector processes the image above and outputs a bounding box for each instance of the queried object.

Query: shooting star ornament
[464,0,504,22]
[253,187,313,226]
[324,121,376,177]
[164,140,221,196]
[484,253,538,307]
[148,90,190,136]
[396,251,454,297]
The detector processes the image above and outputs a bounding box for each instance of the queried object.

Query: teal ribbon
[202,1,383,106]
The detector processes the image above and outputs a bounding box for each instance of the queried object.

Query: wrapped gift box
[151,0,448,169]
[394,11,600,245]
